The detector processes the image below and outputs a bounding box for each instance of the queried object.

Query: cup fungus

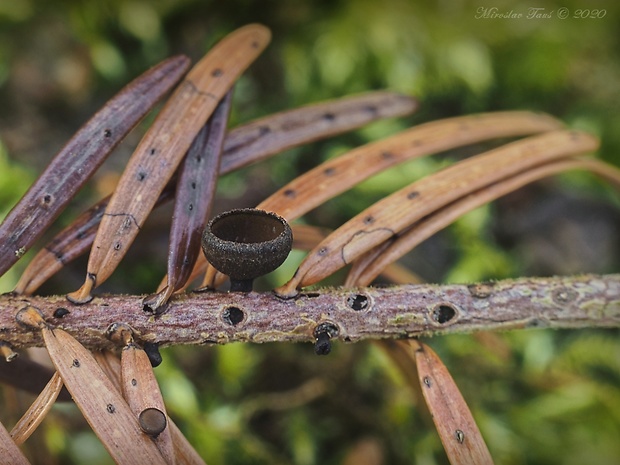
[201,208,293,292]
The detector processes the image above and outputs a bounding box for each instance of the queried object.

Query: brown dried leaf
[68,24,271,304]
[122,344,176,464]
[0,419,31,465]
[0,55,190,279]
[347,157,620,286]
[144,90,233,312]
[408,340,494,465]
[95,350,207,464]
[168,421,207,465]
[258,111,563,220]
[10,371,63,445]
[93,350,124,400]
[220,90,418,173]
[276,130,598,296]
[42,327,168,464]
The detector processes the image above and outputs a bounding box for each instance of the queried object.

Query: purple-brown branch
[1,274,618,351]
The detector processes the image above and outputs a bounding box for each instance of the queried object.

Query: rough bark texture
[0,274,618,351]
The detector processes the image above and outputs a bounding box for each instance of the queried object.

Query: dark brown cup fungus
[138,407,167,438]
[202,208,293,292]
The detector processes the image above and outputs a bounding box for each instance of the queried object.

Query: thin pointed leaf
[14,184,176,296]
[94,350,207,464]
[10,371,63,445]
[220,90,418,173]
[258,111,563,220]
[93,350,124,396]
[276,130,598,296]
[168,420,208,465]
[0,419,31,465]
[0,55,190,278]
[42,327,168,464]
[68,24,271,304]
[122,344,175,464]
[347,157,620,286]
[143,90,233,312]
[408,340,494,465]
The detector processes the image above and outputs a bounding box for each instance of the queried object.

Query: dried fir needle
[276,130,599,296]
[143,90,233,313]
[347,157,620,287]
[258,111,563,220]
[121,343,175,464]
[220,90,419,173]
[0,419,31,465]
[10,371,63,445]
[42,327,168,464]
[409,340,494,465]
[168,420,207,465]
[68,24,271,304]
[94,349,205,464]
[0,55,191,279]
[15,182,176,296]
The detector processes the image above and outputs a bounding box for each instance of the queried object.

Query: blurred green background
[0,0,619,464]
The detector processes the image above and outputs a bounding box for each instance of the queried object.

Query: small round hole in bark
[346,294,369,311]
[222,306,245,326]
[432,304,457,324]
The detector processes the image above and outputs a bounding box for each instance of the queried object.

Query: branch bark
[1,274,618,351]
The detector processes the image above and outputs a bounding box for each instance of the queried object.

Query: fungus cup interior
[211,209,286,244]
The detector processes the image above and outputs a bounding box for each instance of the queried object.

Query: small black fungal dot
[104,129,112,138]
[222,306,245,326]
[314,332,331,355]
[381,151,394,160]
[42,194,52,204]
[139,408,167,437]
[137,172,147,181]
[364,105,378,115]
[211,68,223,77]
[53,308,70,318]
[423,376,432,388]
[131,378,137,386]
[188,203,194,212]
[113,242,122,251]
[323,112,336,121]
[347,294,369,311]
[432,304,457,324]
[143,342,162,367]
[258,125,271,136]
[251,41,260,48]
[323,167,336,176]
[318,247,328,256]
[149,148,156,155]
[407,191,420,200]
[363,215,375,225]
[191,182,197,189]
[284,189,296,198]
[72,359,80,368]
[106,404,115,414]
[455,430,465,444]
